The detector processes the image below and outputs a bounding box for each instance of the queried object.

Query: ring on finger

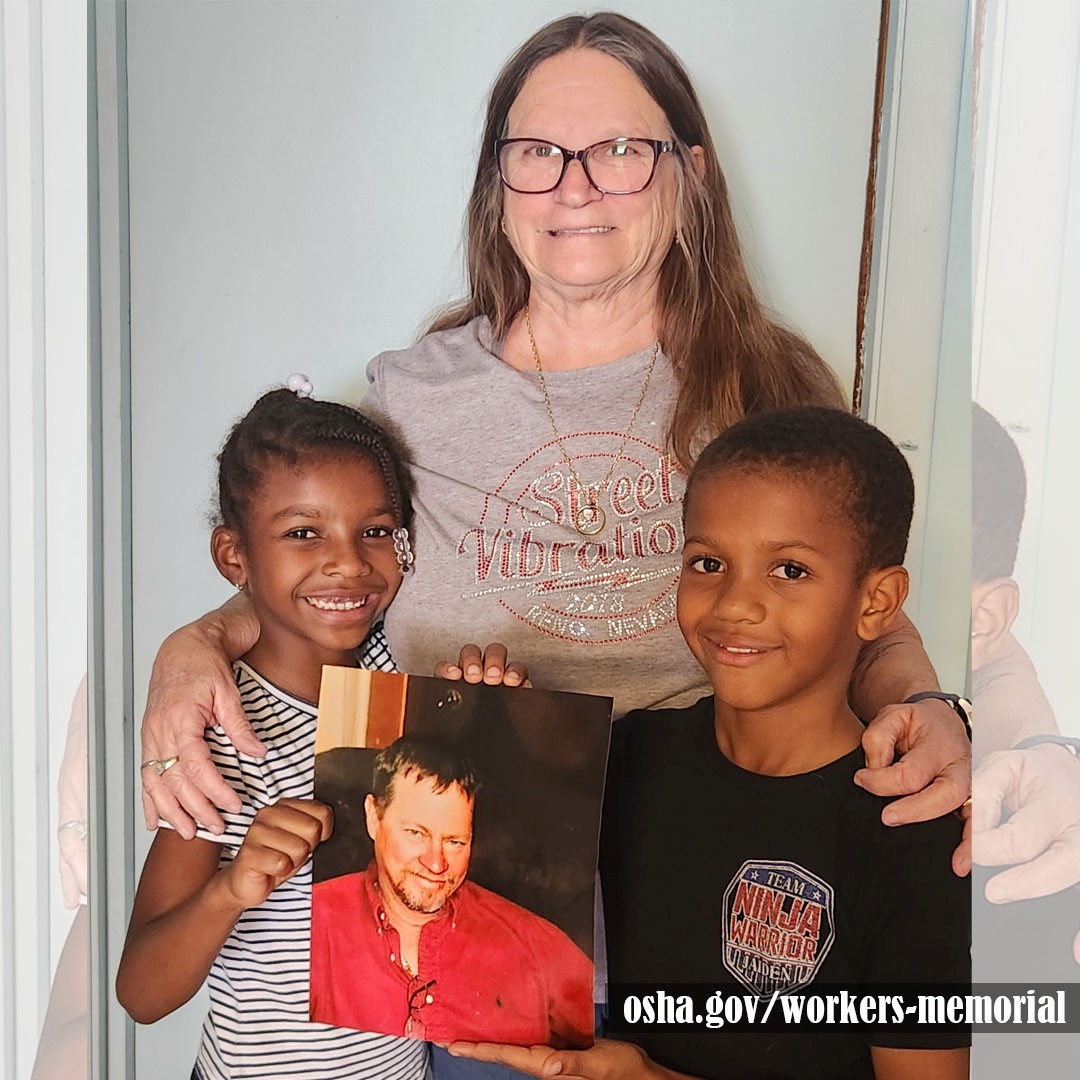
[153,756,180,776]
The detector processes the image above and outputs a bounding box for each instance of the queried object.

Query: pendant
[574,503,606,536]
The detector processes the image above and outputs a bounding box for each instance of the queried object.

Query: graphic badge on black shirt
[723,860,835,996]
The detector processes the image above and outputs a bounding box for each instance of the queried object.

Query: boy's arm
[116,799,331,1024]
[871,1047,969,1080]
[863,812,971,1072]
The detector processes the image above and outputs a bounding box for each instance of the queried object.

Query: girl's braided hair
[216,388,413,537]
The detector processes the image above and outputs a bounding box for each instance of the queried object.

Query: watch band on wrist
[1013,734,1080,757]
[903,691,972,740]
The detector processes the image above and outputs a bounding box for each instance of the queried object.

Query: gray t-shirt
[363,317,709,718]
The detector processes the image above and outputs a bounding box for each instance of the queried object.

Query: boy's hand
[435,643,532,687]
[221,799,332,910]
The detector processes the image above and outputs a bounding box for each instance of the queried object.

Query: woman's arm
[849,610,971,840]
[140,592,262,837]
[850,610,941,715]
[144,618,530,839]
[871,1047,969,1080]
[116,799,330,1023]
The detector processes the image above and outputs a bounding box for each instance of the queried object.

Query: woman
[140,13,970,1076]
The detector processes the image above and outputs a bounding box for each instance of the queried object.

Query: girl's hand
[435,642,531,687]
[221,799,333,910]
[446,1038,691,1079]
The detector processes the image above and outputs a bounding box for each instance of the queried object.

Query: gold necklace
[525,305,659,536]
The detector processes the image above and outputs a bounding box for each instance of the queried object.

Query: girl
[117,380,462,1080]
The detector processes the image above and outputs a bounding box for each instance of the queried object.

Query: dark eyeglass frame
[404,977,436,1039]
[494,137,675,195]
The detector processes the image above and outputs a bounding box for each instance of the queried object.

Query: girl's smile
[304,592,381,613]
[212,455,404,702]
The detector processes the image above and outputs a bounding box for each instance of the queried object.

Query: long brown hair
[428,12,844,467]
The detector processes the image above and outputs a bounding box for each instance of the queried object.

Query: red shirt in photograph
[310,864,594,1048]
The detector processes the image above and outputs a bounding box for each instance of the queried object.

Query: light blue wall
[117,2,962,1074]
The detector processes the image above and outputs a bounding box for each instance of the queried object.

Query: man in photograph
[310,736,594,1047]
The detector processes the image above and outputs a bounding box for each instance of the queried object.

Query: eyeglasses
[404,977,436,1039]
[495,137,674,195]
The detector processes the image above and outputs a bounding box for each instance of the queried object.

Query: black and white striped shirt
[191,626,428,1080]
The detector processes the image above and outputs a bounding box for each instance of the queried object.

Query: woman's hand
[434,642,532,687]
[446,1038,694,1079]
[854,697,972,873]
[221,799,333,910]
[140,596,263,838]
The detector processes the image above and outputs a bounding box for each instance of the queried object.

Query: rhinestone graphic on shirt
[456,433,687,645]
[722,860,835,996]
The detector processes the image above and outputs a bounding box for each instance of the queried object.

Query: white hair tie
[287,372,313,398]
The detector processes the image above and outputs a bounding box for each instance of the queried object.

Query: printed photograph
[310,670,611,1048]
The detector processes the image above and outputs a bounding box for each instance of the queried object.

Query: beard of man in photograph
[310,736,594,1048]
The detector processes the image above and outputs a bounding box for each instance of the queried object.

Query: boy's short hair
[685,406,914,575]
[972,403,1026,581]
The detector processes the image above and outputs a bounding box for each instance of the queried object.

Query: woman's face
[503,48,692,305]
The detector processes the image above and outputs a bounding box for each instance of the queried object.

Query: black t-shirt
[600,697,971,1080]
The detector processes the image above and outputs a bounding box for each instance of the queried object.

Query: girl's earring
[392,527,414,574]
[235,579,247,592]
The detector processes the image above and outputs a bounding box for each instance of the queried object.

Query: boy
[600,406,971,1080]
